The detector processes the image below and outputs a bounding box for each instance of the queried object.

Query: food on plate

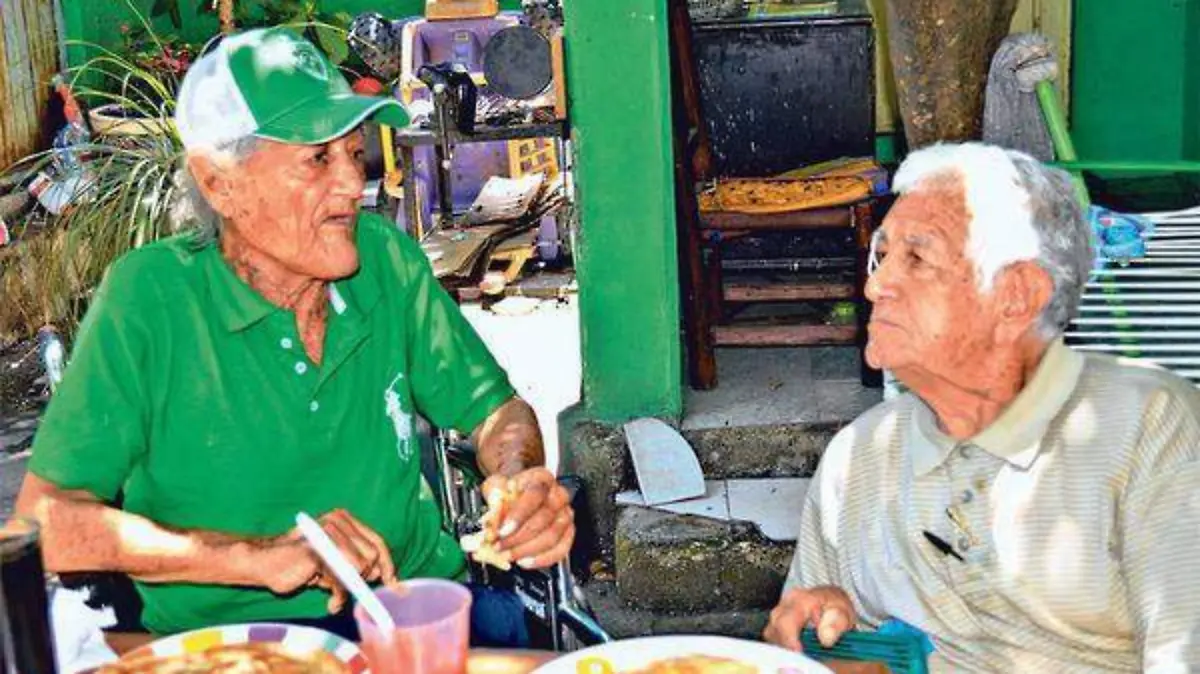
[96,642,348,673]
[460,480,517,571]
[622,655,758,674]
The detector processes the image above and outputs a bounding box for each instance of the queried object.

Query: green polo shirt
[30,212,515,634]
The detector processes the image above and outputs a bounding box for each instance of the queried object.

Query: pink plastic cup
[354,580,473,674]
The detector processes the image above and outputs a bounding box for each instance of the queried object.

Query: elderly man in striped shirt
[764,142,1200,672]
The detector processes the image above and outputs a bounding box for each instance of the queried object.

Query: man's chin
[864,341,909,373]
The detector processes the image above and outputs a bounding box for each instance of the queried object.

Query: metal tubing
[1079,305,1200,314]
[1084,291,1200,298]
[1071,316,1200,326]
[1091,268,1200,277]
[1067,331,1200,341]
[1069,342,1200,353]
[1085,281,1200,290]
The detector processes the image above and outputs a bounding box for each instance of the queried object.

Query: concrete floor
[683,346,882,431]
[461,296,582,471]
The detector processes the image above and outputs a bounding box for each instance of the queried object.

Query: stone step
[563,418,839,564]
[613,505,793,614]
[582,580,769,641]
[681,421,842,480]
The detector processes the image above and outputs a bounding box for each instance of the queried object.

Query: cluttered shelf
[393,120,568,147]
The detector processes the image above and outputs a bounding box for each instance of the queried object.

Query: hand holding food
[462,468,575,571]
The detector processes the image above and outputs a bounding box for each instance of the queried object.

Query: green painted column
[563,0,683,422]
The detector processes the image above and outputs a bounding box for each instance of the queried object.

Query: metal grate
[1066,206,1200,385]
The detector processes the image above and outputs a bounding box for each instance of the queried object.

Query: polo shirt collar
[205,242,382,333]
[206,246,276,333]
[909,339,1084,476]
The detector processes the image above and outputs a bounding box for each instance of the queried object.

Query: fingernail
[517,557,536,568]
[499,520,518,538]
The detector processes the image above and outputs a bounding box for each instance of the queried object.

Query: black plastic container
[1,518,57,674]
[692,0,875,177]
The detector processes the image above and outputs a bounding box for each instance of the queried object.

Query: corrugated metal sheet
[1,0,59,171]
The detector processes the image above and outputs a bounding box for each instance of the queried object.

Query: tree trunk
[886,0,1018,149]
[218,0,235,34]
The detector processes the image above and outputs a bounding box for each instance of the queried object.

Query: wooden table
[104,632,890,673]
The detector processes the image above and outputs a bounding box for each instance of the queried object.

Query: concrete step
[563,418,840,563]
[681,421,842,480]
[613,505,793,613]
[582,580,769,641]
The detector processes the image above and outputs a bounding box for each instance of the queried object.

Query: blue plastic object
[1089,205,1154,271]
[799,626,930,674]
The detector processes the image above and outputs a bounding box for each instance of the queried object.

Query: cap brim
[255,94,410,145]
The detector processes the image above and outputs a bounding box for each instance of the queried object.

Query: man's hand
[480,468,574,570]
[764,586,856,651]
[257,509,398,613]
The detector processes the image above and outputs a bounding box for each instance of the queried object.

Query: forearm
[472,397,544,477]
[15,474,265,586]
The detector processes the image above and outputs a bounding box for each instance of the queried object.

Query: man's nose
[865,252,898,303]
[329,150,365,198]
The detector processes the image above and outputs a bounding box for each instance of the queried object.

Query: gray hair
[892,142,1093,340]
[170,136,260,244]
[1008,153,1093,338]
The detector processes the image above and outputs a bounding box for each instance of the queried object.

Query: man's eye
[310,150,329,165]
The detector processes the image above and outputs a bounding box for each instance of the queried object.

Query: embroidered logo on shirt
[384,372,413,461]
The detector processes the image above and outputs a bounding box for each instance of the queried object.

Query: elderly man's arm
[1121,387,1200,671]
[15,475,271,585]
[16,475,391,611]
[472,397,544,477]
[469,398,573,568]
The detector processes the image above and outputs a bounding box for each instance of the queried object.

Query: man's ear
[993,261,1053,341]
[186,153,238,219]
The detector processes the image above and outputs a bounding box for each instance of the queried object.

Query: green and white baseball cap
[175,27,409,151]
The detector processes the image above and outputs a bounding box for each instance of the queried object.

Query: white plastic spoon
[294,512,396,632]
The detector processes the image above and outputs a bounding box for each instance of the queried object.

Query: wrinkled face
[202,131,367,280]
[864,177,1004,376]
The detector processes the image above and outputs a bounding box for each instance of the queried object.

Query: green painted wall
[1071,0,1199,160]
[1187,0,1200,157]
[563,0,683,422]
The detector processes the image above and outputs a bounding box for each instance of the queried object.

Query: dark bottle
[1,518,57,674]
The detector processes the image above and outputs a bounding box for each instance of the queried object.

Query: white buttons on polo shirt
[294,362,308,375]
[281,337,294,349]
[310,400,320,412]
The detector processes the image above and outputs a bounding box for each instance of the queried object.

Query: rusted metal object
[885,0,1018,148]
[0,0,59,171]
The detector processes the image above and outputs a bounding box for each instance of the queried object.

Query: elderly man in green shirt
[15,28,573,642]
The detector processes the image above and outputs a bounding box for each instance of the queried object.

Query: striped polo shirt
[786,340,1200,672]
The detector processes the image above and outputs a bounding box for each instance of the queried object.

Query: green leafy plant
[199,0,355,65]
[0,0,182,341]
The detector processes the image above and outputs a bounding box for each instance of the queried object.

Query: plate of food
[93,623,369,673]
[533,635,833,674]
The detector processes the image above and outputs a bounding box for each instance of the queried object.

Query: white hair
[892,142,1093,338]
[170,136,260,244]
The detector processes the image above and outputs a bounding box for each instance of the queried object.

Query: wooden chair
[668,0,882,390]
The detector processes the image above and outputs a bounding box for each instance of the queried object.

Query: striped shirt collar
[909,339,1085,476]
